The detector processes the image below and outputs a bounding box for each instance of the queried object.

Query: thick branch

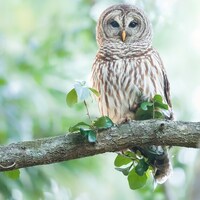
[0,120,200,172]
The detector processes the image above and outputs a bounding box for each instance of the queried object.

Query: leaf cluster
[69,116,113,143]
[135,94,169,120]
[114,151,150,190]
[67,85,170,190]
[114,94,169,190]
[66,81,113,142]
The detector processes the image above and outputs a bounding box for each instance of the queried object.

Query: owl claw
[118,117,132,124]
[129,103,139,113]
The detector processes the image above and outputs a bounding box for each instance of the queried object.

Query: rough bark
[0,120,200,172]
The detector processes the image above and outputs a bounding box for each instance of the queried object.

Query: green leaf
[69,122,91,132]
[154,102,168,110]
[153,94,163,103]
[140,102,153,111]
[135,159,149,176]
[89,88,100,97]
[135,107,153,120]
[4,169,20,180]
[74,82,90,101]
[66,89,78,107]
[123,151,137,159]
[93,116,113,129]
[88,131,96,143]
[128,169,147,190]
[114,154,133,167]
[80,128,96,143]
[154,111,164,119]
[153,94,168,110]
[80,128,88,136]
[115,166,131,176]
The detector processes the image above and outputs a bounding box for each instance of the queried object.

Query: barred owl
[91,4,173,184]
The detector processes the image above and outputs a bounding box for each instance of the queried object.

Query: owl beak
[121,30,126,42]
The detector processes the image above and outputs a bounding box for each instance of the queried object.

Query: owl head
[96,4,152,47]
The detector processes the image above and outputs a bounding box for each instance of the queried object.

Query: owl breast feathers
[91,4,173,184]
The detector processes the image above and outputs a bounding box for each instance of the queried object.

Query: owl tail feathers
[132,145,172,185]
[154,148,172,185]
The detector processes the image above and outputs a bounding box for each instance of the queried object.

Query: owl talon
[129,103,139,113]
[118,117,132,124]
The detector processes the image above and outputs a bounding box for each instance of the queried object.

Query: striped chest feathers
[91,53,166,122]
[93,54,165,101]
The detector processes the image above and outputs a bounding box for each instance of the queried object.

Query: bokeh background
[0,0,200,199]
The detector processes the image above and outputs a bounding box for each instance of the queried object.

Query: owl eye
[129,21,138,28]
[110,20,120,28]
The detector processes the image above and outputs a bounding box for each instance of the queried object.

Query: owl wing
[163,71,171,107]
[150,49,173,119]
[133,49,173,119]
[162,71,173,119]
[154,50,174,120]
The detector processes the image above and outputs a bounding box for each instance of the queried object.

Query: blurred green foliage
[0,0,200,199]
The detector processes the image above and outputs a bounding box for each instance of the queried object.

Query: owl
[91,4,173,184]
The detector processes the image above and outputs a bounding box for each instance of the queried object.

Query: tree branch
[0,120,200,172]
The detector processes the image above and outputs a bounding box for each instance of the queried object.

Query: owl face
[97,4,152,46]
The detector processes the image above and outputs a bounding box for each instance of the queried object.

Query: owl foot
[117,117,132,124]
[129,103,139,113]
